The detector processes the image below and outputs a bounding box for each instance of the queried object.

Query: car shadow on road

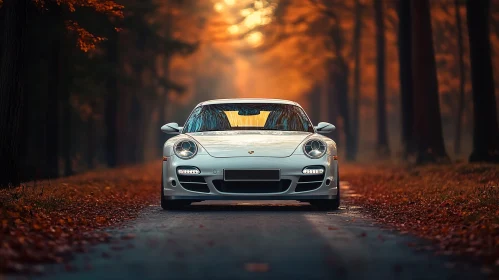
[165,202,350,213]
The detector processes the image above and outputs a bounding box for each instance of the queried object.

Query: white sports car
[160,98,339,210]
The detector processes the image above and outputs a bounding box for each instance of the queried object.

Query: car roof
[198,98,300,107]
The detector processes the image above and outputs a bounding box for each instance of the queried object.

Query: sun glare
[244,11,263,29]
[254,0,264,9]
[214,2,224,12]
[246,31,263,46]
[240,9,252,17]
[214,0,276,46]
[228,25,240,34]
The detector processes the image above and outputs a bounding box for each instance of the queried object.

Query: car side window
[296,107,314,133]
[183,106,203,133]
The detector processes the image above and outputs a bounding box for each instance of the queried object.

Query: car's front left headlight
[174,140,198,159]
[303,139,327,159]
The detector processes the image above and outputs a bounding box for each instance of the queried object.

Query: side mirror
[314,122,335,134]
[161,122,183,134]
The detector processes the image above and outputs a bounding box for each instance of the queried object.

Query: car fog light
[302,167,324,174]
[177,167,201,175]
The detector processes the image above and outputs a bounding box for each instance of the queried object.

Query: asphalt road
[38,184,484,280]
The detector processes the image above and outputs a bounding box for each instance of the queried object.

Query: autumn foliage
[0,163,159,274]
[343,163,499,271]
[0,0,124,51]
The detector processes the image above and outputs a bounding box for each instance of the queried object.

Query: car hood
[186,131,312,158]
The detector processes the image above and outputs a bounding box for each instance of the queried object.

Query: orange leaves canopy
[60,0,124,52]
[0,0,123,52]
[65,20,108,52]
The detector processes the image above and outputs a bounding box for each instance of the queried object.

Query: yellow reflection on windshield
[224,111,271,127]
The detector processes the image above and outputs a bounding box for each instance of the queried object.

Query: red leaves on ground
[244,263,270,272]
[0,162,159,274]
[342,163,499,273]
[121,233,136,240]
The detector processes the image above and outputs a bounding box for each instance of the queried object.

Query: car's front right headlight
[302,139,327,159]
[174,140,198,159]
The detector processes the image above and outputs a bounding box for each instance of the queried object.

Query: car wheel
[311,167,340,211]
[161,199,189,210]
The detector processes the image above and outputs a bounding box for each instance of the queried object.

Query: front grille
[298,174,325,183]
[212,179,292,193]
[295,173,325,192]
[224,169,280,181]
[178,175,205,183]
[178,176,210,193]
[295,182,322,192]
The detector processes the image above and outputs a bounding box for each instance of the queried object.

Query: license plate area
[223,169,280,181]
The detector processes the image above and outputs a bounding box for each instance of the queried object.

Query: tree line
[0,0,203,187]
[249,0,499,164]
[0,0,498,188]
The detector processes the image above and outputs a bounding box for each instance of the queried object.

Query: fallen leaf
[121,233,136,240]
[244,263,269,272]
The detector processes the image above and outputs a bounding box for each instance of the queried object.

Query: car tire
[311,167,340,211]
[161,199,189,210]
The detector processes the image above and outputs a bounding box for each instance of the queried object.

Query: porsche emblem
[248,151,254,154]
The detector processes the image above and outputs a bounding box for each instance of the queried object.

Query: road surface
[38,184,483,280]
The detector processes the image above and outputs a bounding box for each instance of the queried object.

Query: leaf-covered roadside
[342,163,499,273]
[0,162,159,274]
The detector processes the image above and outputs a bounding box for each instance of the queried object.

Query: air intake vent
[178,176,209,193]
[212,180,292,194]
[295,173,325,192]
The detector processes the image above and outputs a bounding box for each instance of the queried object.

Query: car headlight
[174,140,198,159]
[303,139,327,159]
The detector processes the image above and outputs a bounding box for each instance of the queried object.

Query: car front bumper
[162,154,338,200]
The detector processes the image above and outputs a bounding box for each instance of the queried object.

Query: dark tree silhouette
[466,0,499,162]
[398,0,414,159]
[105,29,119,168]
[411,0,449,164]
[329,18,354,161]
[0,0,28,187]
[374,0,389,157]
[351,0,363,161]
[45,4,64,179]
[453,0,466,155]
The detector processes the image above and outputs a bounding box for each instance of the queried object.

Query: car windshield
[182,103,314,133]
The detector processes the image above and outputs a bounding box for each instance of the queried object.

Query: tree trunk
[466,0,499,162]
[157,92,167,148]
[60,44,73,177]
[411,0,449,164]
[45,40,60,178]
[326,69,339,147]
[157,55,171,150]
[319,75,329,123]
[45,6,63,178]
[334,59,354,161]
[374,0,390,157]
[105,32,119,167]
[61,84,72,176]
[398,0,414,159]
[0,6,4,65]
[454,0,466,155]
[87,105,95,169]
[0,0,27,187]
[351,0,363,161]
[128,93,144,163]
[328,20,353,160]
[308,83,321,124]
[158,6,172,150]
